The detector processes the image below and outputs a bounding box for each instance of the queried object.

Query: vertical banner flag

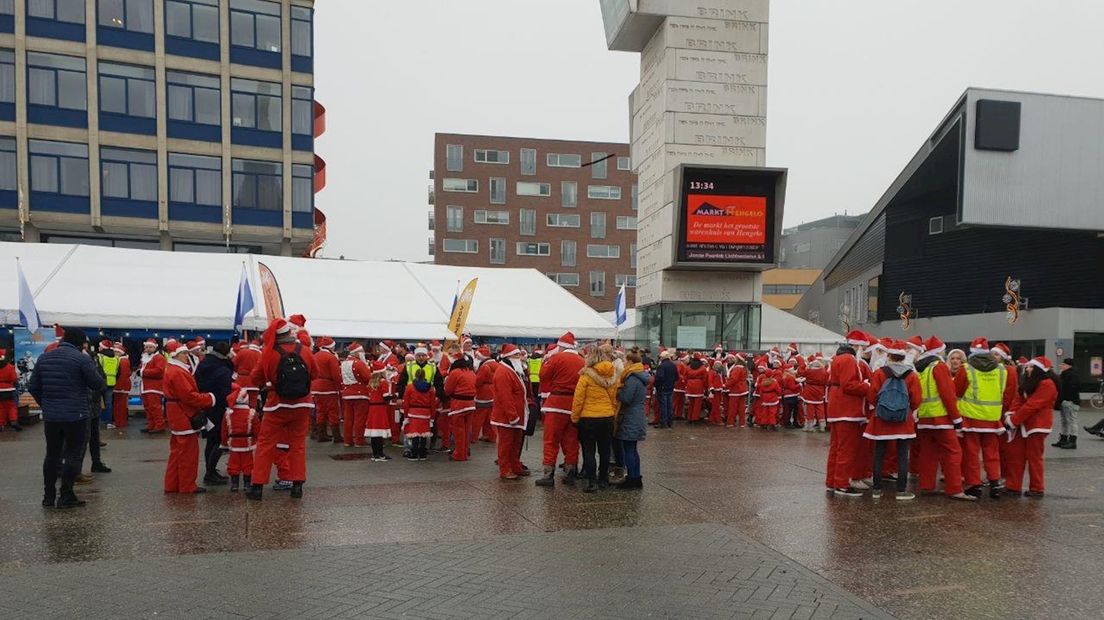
[256,262,285,321]
[233,262,255,332]
[16,259,40,332]
[615,284,627,328]
[446,278,478,345]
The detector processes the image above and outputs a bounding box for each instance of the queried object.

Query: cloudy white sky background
[313,1,1104,261]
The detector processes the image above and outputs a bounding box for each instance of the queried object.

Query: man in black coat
[194,342,235,484]
[1054,359,1081,449]
[653,350,678,429]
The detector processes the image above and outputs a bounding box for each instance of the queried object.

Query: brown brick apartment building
[431,134,638,312]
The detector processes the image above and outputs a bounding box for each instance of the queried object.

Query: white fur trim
[541,407,572,415]
[827,417,868,423]
[862,432,917,440]
[262,402,316,412]
[363,429,392,438]
[961,427,1005,434]
[1027,359,1048,372]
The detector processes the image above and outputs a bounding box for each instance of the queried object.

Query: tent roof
[605,305,844,347]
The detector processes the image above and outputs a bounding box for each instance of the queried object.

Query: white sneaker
[849,479,871,491]
[896,492,916,501]
[106,423,116,429]
[871,489,883,499]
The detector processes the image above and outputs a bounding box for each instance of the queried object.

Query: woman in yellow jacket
[571,345,618,493]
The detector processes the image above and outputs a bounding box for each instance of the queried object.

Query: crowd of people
[20,317,1087,508]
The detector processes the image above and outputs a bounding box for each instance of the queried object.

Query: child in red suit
[364,361,393,461]
[754,369,782,429]
[402,368,436,461]
[1004,357,1057,497]
[800,357,829,432]
[221,384,257,492]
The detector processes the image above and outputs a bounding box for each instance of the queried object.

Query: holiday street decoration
[897,292,914,331]
[1003,277,1024,325]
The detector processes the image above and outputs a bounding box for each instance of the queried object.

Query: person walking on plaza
[536,332,585,487]
[615,348,650,490]
[194,342,235,486]
[492,344,529,480]
[684,353,708,423]
[0,349,20,431]
[340,343,372,447]
[310,337,342,443]
[572,345,618,493]
[1004,357,1058,497]
[110,343,132,429]
[1054,359,1081,450]
[653,349,678,429]
[826,331,872,497]
[221,384,257,491]
[864,341,922,500]
[140,339,167,434]
[28,327,105,508]
[402,368,436,461]
[163,341,217,494]
[913,337,974,501]
[443,356,477,462]
[246,318,316,501]
[955,338,1014,499]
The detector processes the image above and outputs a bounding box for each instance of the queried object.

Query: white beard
[510,358,526,375]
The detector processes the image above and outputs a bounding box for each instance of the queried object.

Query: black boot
[290,482,303,499]
[244,484,263,501]
[243,475,251,488]
[1061,435,1077,450]
[91,462,112,473]
[203,472,228,486]
[534,467,555,487]
[42,493,56,507]
[56,491,86,509]
[964,485,983,498]
[1052,434,1069,448]
[561,467,577,487]
[229,475,240,492]
[988,480,1002,499]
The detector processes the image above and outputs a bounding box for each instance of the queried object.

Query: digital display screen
[675,166,782,266]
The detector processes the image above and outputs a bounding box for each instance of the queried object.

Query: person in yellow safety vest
[396,345,445,411]
[528,348,543,406]
[954,337,1015,499]
[97,339,119,427]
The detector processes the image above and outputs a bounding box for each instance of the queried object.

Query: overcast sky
[314,0,1104,261]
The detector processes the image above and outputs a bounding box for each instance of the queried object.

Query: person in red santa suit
[800,355,829,432]
[781,362,802,428]
[363,360,393,461]
[162,341,216,494]
[339,342,372,447]
[912,336,974,500]
[245,318,316,501]
[708,360,726,425]
[474,345,498,443]
[221,384,257,492]
[140,338,167,434]
[990,342,1019,483]
[536,332,584,487]
[110,342,132,429]
[233,339,262,410]
[684,353,709,423]
[43,324,64,353]
[1004,356,1057,497]
[754,367,782,429]
[786,342,806,373]
[433,344,459,452]
[826,331,873,496]
[673,352,688,420]
[0,349,18,431]
[443,355,477,462]
[724,353,749,428]
[492,344,530,480]
[311,336,342,443]
[377,340,404,446]
[863,341,922,499]
[402,366,436,461]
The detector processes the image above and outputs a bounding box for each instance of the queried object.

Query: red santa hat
[692,352,703,360]
[969,337,990,356]
[288,314,307,329]
[1017,356,1029,366]
[165,340,189,357]
[904,335,925,352]
[557,331,576,350]
[53,324,64,341]
[98,339,112,351]
[431,340,442,350]
[736,352,748,362]
[787,342,798,354]
[144,338,158,348]
[713,343,723,351]
[347,341,365,356]
[382,339,395,350]
[231,342,242,354]
[187,340,200,352]
[883,340,907,356]
[845,330,870,347]
[500,343,525,359]
[724,353,737,362]
[1026,356,1052,372]
[0,348,6,358]
[923,336,946,357]
[990,342,1012,361]
[317,336,335,351]
[226,383,249,407]
[194,337,206,348]
[370,360,386,372]
[113,342,125,354]
[476,345,491,359]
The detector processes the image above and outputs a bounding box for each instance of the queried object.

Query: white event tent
[0,242,615,340]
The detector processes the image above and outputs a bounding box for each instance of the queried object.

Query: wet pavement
[1,411,1103,619]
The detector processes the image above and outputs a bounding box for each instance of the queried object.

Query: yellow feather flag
[445,278,478,345]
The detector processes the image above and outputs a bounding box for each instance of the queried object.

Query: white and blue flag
[16,259,40,332]
[615,284,628,328]
[233,263,255,333]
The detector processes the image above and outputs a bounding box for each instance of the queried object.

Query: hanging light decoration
[897,292,913,331]
[1003,277,1023,325]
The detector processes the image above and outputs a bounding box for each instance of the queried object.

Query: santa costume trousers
[804,402,826,427]
[342,400,369,447]
[109,393,128,427]
[916,428,964,495]
[314,394,340,428]
[961,432,1002,487]
[826,421,864,490]
[251,410,310,485]
[726,395,746,426]
[1004,432,1048,493]
[709,393,725,424]
[497,427,524,477]
[226,450,254,476]
[164,434,199,493]
[0,399,17,424]
[673,392,685,419]
[142,394,164,431]
[541,413,579,468]
[450,413,471,461]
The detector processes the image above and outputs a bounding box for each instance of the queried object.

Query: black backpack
[275,343,311,400]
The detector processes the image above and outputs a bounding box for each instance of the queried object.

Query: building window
[630,242,637,268]
[561,181,577,208]
[168,152,221,206]
[446,205,463,232]
[547,273,580,287]
[100,147,156,201]
[27,52,87,110]
[474,209,509,225]
[98,0,153,33]
[0,138,15,192]
[231,78,281,131]
[428,240,435,257]
[615,274,637,288]
[442,178,478,193]
[99,61,155,118]
[29,139,89,196]
[231,159,282,211]
[929,216,944,235]
[617,156,631,171]
[229,0,281,52]
[489,238,506,265]
[290,5,312,58]
[520,148,536,175]
[590,271,606,297]
[517,181,550,197]
[516,242,550,257]
[587,244,621,259]
[474,149,508,164]
[443,239,478,253]
[0,49,13,105]
[446,144,463,172]
[292,86,313,137]
[165,0,218,43]
[489,177,506,204]
[561,240,576,267]
[29,0,85,23]
[166,70,220,125]
[292,164,312,214]
[588,185,622,200]
[547,153,581,168]
[631,184,638,211]
[591,212,606,239]
[591,152,608,180]
[519,208,536,236]
[546,213,580,228]
[0,1,9,14]
[616,216,637,230]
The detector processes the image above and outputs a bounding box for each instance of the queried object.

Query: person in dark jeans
[84,348,111,474]
[653,350,677,428]
[1054,359,1081,449]
[571,346,618,492]
[28,327,106,508]
[194,341,235,484]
